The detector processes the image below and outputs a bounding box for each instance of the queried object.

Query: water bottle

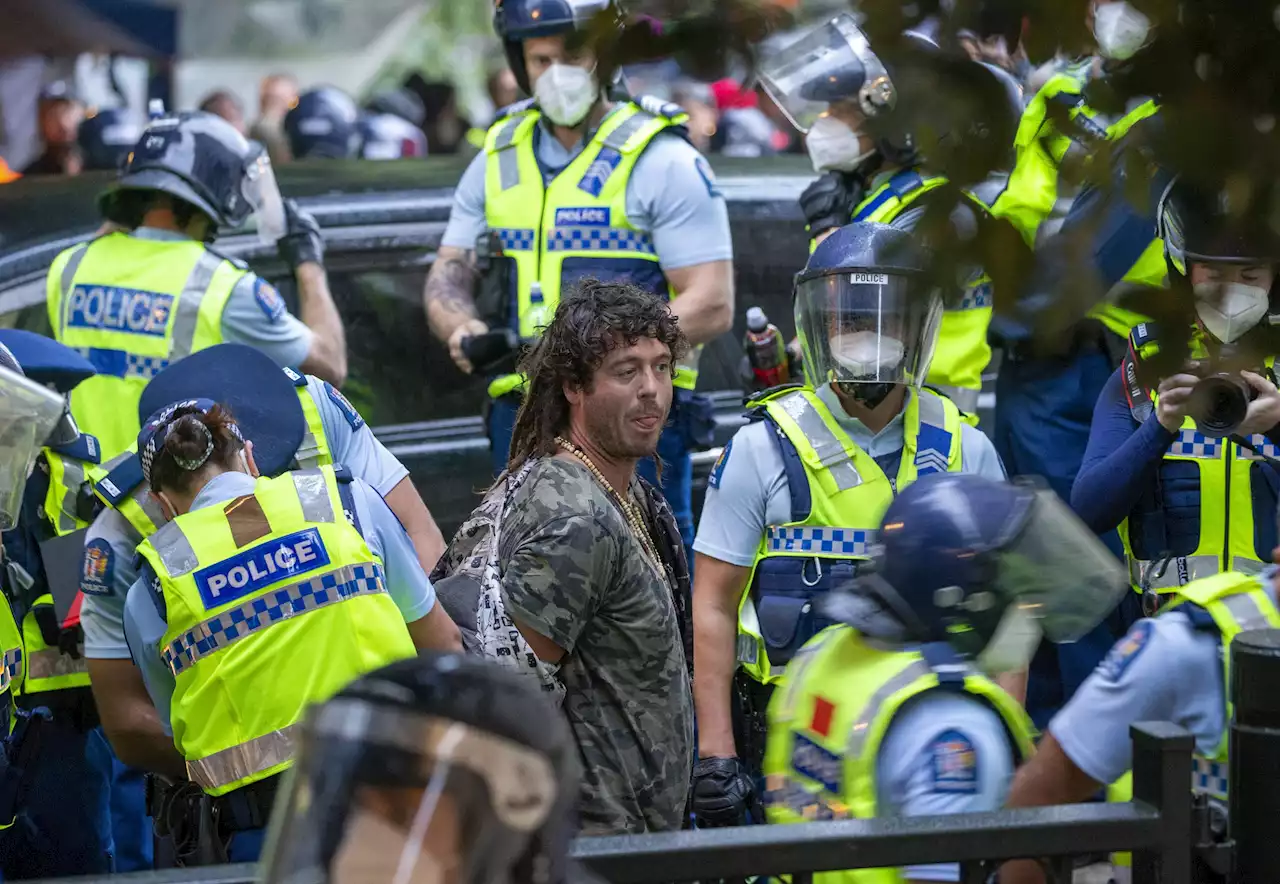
[525,282,551,333]
[744,306,789,390]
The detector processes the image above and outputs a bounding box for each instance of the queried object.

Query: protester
[23,83,84,176]
[198,90,248,136]
[250,73,300,165]
[431,279,694,836]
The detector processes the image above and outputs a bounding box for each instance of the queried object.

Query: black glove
[691,756,758,828]
[276,198,325,270]
[799,170,867,239]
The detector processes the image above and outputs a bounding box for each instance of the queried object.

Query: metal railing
[31,721,1195,884]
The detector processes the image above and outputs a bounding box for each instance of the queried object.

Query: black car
[0,156,814,540]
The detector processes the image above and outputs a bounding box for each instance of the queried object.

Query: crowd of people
[0,0,1272,882]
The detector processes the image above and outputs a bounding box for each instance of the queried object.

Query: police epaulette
[282,365,309,387]
[745,382,805,410]
[93,454,145,507]
[203,244,250,271]
[493,98,536,124]
[48,432,102,465]
[332,464,353,484]
[634,94,688,123]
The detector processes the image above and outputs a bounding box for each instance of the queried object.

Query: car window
[269,251,488,427]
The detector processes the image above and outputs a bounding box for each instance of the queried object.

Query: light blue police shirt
[440,104,734,271]
[121,470,435,726]
[692,385,1007,567]
[80,374,411,659]
[1048,572,1278,786]
[131,227,313,370]
[877,690,1018,882]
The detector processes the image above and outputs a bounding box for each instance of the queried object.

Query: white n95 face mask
[829,331,904,378]
[1193,281,1270,343]
[1092,1,1152,61]
[534,63,599,128]
[806,115,875,173]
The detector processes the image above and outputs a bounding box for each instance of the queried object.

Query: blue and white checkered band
[494,228,535,251]
[140,399,244,486]
[1237,433,1280,460]
[161,562,385,676]
[0,647,21,693]
[958,282,993,311]
[1167,429,1223,459]
[766,526,874,557]
[545,227,657,253]
[1192,756,1228,800]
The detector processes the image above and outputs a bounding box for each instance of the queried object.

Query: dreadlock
[506,277,689,473]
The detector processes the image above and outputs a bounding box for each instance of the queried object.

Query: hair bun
[167,416,215,472]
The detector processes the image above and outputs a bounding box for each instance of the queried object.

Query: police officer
[760,14,1022,420]
[46,109,347,461]
[121,398,440,863]
[1074,178,1280,606]
[689,223,1007,826]
[82,344,458,803]
[284,87,363,160]
[77,108,144,173]
[765,472,1127,884]
[0,336,104,877]
[424,0,734,552]
[260,653,581,884]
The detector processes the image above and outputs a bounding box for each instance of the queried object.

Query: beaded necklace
[555,436,663,573]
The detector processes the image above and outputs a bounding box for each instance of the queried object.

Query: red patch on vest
[810,696,835,738]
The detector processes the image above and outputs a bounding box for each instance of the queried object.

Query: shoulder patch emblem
[81,539,115,595]
[1098,619,1154,683]
[325,383,366,431]
[930,729,979,794]
[708,438,732,490]
[695,156,722,198]
[253,278,287,323]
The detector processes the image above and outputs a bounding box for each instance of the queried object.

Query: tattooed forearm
[424,247,479,339]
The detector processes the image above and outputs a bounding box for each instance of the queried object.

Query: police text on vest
[193,528,332,610]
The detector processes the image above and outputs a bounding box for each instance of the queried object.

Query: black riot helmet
[493,0,623,95]
[793,221,943,407]
[78,107,144,172]
[99,111,285,244]
[284,87,362,160]
[259,654,580,884]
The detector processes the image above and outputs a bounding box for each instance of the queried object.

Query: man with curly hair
[432,277,694,835]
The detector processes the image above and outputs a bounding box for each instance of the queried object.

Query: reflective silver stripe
[735,633,758,665]
[26,646,88,680]
[1128,555,1220,589]
[54,458,86,533]
[296,429,323,469]
[161,562,385,675]
[1233,557,1266,576]
[292,469,334,522]
[152,521,199,577]
[846,660,932,758]
[602,110,656,151]
[775,392,862,492]
[1220,591,1274,632]
[934,385,980,414]
[187,722,300,792]
[0,648,22,693]
[131,485,167,530]
[1191,755,1228,800]
[58,243,92,336]
[494,116,524,191]
[916,389,947,432]
[168,252,224,363]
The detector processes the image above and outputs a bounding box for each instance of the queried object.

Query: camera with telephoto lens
[1187,368,1257,439]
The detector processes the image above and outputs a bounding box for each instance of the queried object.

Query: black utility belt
[216,773,282,833]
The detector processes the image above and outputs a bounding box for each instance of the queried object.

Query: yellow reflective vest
[989,63,1160,338]
[763,624,1035,884]
[1106,571,1280,873]
[482,98,701,398]
[46,232,246,459]
[736,386,963,685]
[0,595,24,731]
[847,170,992,417]
[136,466,417,796]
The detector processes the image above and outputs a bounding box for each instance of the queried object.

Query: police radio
[474,229,513,331]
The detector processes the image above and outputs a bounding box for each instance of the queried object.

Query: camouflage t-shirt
[498,455,694,835]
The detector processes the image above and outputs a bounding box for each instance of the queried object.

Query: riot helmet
[0,348,74,531]
[1158,176,1280,346]
[358,112,428,160]
[260,653,579,884]
[284,87,362,160]
[794,222,943,407]
[78,107,144,172]
[100,111,285,245]
[829,474,1128,675]
[0,329,96,452]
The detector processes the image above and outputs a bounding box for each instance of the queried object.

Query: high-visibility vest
[136,465,417,796]
[482,98,701,398]
[46,233,246,458]
[736,386,963,685]
[0,593,23,828]
[846,169,991,416]
[763,624,1035,884]
[989,64,1160,338]
[20,593,88,694]
[42,438,101,538]
[1116,327,1274,592]
[1106,571,1280,876]
[87,368,334,541]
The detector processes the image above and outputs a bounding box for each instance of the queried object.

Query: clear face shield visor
[794,271,942,391]
[243,144,286,245]
[0,367,71,530]
[260,701,560,884]
[759,13,895,133]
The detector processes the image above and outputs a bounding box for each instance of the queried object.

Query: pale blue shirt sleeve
[80,507,145,660]
[692,421,791,567]
[876,691,1018,882]
[123,572,175,730]
[350,478,435,623]
[958,422,1007,480]
[1049,613,1226,786]
[220,271,313,370]
[304,376,409,496]
[627,133,734,270]
[440,151,489,250]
